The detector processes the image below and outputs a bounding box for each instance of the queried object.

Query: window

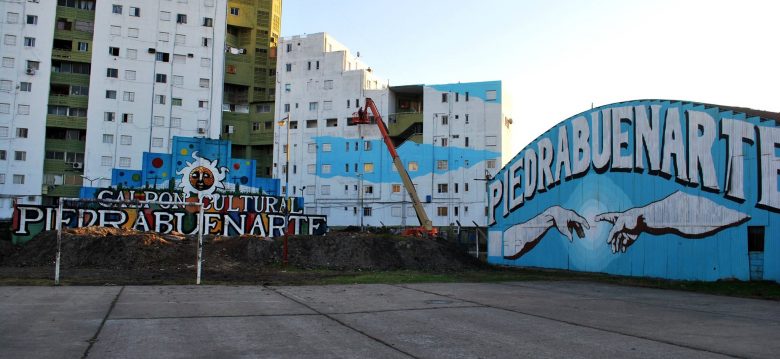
[176,14,187,24]
[465,137,469,147]
[105,90,117,99]
[128,28,139,38]
[109,47,119,56]
[198,100,208,108]
[322,143,332,152]
[2,57,13,68]
[0,127,5,136]
[175,34,185,45]
[129,7,140,17]
[202,37,211,47]
[364,185,374,194]
[155,95,165,104]
[173,54,186,64]
[487,159,497,169]
[152,137,163,147]
[437,207,448,216]
[322,164,332,174]
[122,113,133,123]
[104,112,115,122]
[119,157,131,168]
[286,43,292,52]
[392,184,401,193]
[285,63,292,72]
[0,80,10,91]
[112,4,122,14]
[257,103,271,113]
[123,91,135,102]
[172,98,182,106]
[283,103,290,112]
[307,143,317,153]
[17,104,29,115]
[26,15,37,25]
[153,116,164,126]
[155,73,167,83]
[171,117,181,128]
[442,93,448,103]
[13,175,24,185]
[106,68,118,78]
[324,80,333,89]
[203,17,213,27]
[6,12,19,23]
[126,48,137,59]
[364,141,372,151]
[486,90,497,101]
[120,135,132,145]
[230,7,239,15]
[199,78,209,88]
[102,134,114,144]
[363,207,372,217]
[70,85,87,95]
[437,160,448,170]
[323,101,333,111]
[441,115,448,125]
[24,37,35,47]
[440,138,448,147]
[321,185,331,195]
[465,183,470,192]
[438,184,449,193]
[101,156,112,166]
[172,75,183,86]
[364,163,374,173]
[16,128,28,138]
[201,57,211,67]
[125,70,136,80]
[26,61,39,71]
[306,164,315,174]
[309,102,318,111]
[408,161,418,171]
[0,150,5,160]
[158,32,169,42]
[14,151,26,161]
[4,35,16,46]
[486,135,497,146]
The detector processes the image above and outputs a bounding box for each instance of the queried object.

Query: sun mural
[176,151,228,199]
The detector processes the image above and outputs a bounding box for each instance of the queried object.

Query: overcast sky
[281,0,780,150]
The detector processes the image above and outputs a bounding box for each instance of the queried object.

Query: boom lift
[352,98,438,237]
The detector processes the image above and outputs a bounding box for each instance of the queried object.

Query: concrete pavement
[1,281,777,358]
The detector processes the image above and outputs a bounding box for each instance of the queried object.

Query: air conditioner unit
[148,48,156,54]
[197,128,206,134]
[72,162,83,169]
[25,68,35,75]
[187,53,194,58]
[227,125,234,134]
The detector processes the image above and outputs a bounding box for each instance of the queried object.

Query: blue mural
[105,136,279,195]
[488,100,779,282]
[430,81,502,103]
[313,136,500,183]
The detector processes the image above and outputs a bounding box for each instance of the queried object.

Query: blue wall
[488,100,779,282]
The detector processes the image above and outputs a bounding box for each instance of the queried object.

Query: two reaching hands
[543,206,642,253]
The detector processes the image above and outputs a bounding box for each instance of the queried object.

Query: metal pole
[285,116,290,197]
[283,201,289,266]
[54,198,63,285]
[196,203,204,285]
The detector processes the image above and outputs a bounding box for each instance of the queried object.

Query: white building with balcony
[274,32,513,228]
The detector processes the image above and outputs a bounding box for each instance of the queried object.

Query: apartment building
[274,33,513,228]
[0,0,281,219]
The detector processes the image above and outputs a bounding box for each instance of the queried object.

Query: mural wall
[488,100,778,282]
[12,136,327,243]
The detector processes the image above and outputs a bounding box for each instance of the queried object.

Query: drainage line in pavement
[393,284,743,359]
[266,285,421,359]
[82,286,125,359]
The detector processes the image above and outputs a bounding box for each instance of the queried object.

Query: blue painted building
[488,100,779,282]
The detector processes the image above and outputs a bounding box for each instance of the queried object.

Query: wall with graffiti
[12,137,327,244]
[487,100,779,282]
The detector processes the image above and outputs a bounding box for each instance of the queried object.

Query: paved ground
[1,281,778,359]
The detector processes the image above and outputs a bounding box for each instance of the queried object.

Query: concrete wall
[488,100,779,282]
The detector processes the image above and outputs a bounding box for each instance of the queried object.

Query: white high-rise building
[82,0,227,184]
[0,0,56,217]
[274,33,514,228]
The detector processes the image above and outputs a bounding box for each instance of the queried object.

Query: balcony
[47,185,81,198]
[50,72,90,85]
[48,94,88,108]
[47,115,87,130]
[44,160,83,174]
[56,6,95,21]
[52,49,91,63]
[388,112,423,137]
[45,139,85,152]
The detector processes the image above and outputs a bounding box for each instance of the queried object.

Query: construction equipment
[352,98,438,237]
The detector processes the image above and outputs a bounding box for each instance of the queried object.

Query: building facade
[0,0,281,220]
[274,33,513,228]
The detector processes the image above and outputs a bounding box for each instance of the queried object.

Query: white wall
[0,0,56,216]
[83,0,226,185]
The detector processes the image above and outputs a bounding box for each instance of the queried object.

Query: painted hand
[545,206,590,242]
[594,210,642,253]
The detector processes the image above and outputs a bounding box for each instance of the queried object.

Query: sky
[281,0,780,150]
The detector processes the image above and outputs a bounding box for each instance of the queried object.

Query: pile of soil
[0,227,481,284]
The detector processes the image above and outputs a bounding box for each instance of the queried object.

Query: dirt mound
[1,229,480,275]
